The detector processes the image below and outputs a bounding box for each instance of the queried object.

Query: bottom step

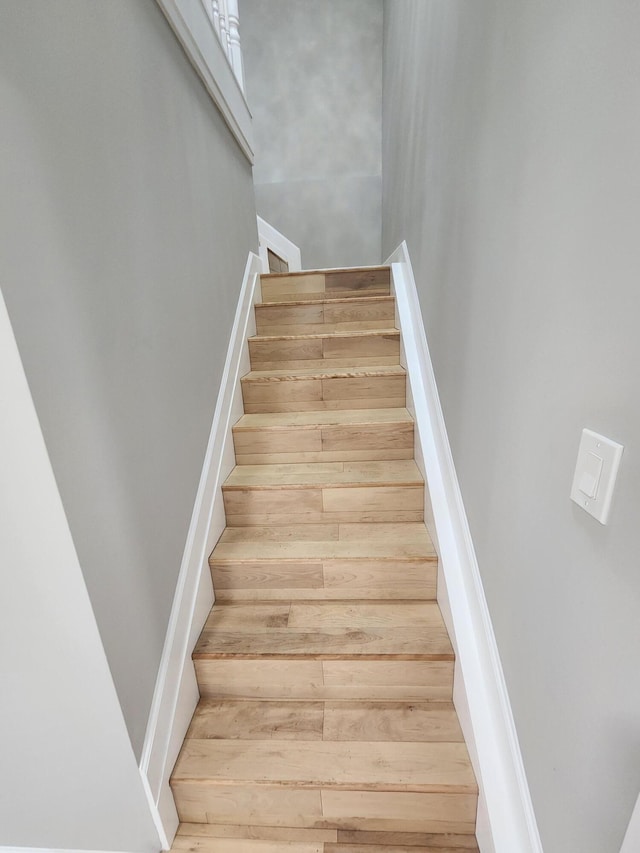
[174,824,479,851]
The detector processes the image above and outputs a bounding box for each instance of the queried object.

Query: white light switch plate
[570,428,623,524]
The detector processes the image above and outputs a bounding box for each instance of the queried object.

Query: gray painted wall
[1,292,159,851]
[0,0,257,759]
[382,2,640,851]
[240,0,382,269]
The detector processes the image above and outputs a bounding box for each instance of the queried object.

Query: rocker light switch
[578,451,603,499]
[571,429,623,524]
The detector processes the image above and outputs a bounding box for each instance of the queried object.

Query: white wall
[382,2,640,851]
[240,0,383,268]
[0,0,258,763]
[0,291,159,851]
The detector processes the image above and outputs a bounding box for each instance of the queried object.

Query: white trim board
[257,216,302,273]
[155,0,254,163]
[139,252,263,848]
[387,242,543,853]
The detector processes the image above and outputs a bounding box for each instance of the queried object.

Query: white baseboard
[139,252,263,849]
[257,216,302,272]
[387,242,543,853]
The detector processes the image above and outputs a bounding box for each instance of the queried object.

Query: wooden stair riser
[170,783,476,835]
[261,268,390,304]
[241,373,406,414]
[233,421,414,464]
[210,559,437,602]
[222,484,424,526]
[255,297,396,335]
[185,700,464,743]
[175,824,480,850]
[193,660,454,701]
[249,331,400,370]
[175,739,475,791]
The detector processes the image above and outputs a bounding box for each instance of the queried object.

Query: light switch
[571,429,623,524]
[578,451,603,499]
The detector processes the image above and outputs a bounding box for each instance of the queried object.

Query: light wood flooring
[170,267,479,852]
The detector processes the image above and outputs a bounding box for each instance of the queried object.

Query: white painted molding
[139,252,263,849]
[387,242,543,853]
[621,790,640,852]
[155,0,254,163]
[257,216,302,273]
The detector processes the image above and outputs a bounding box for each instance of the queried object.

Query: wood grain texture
[326,844,478,852]
[186,699,462,744]
[324,268,390,292]
[188,700,324,741]
[223,460,422,489]
[225,510,425,527]
[177,824,338,841]
[172,823,479,850]
[194,659,453,700]
[232,408,414,463]
[336,830,479,848]
[193,627,453,660]
[170,782,323,825]
[241,366,406,415]
[223,466,424,524]
[249,330,400,369]
[322,701,464,743]
[211,560,436,602]
[259,268,390,304]
[259,288,391,304]
[215,521,433,547]
[247,357,400,372]
[173,739,476,794]
[256,321,393,337]
[173,837,322,852]
[171,784,475,833]
[193,601,452,660]
[320,790,477,833]
[221,461,424,526]
[234,408,413,428]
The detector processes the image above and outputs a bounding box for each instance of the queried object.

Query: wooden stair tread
[187,700,463,743]
[261,289,391,304]
[223,460,423,489]
[193,601,453,660]
[250,328,398,343]
[242,364,405,381]
[211,541,434,561]
[210,539,435,564]
[256,294,395,309]
[233,408,413,429]
[172,738,476,794]
[218,522,432,544]
[257,322,395,336]
[176,824,338,841]
[173,838,321,852]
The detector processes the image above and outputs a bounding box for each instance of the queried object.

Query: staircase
[170,267,479,852]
